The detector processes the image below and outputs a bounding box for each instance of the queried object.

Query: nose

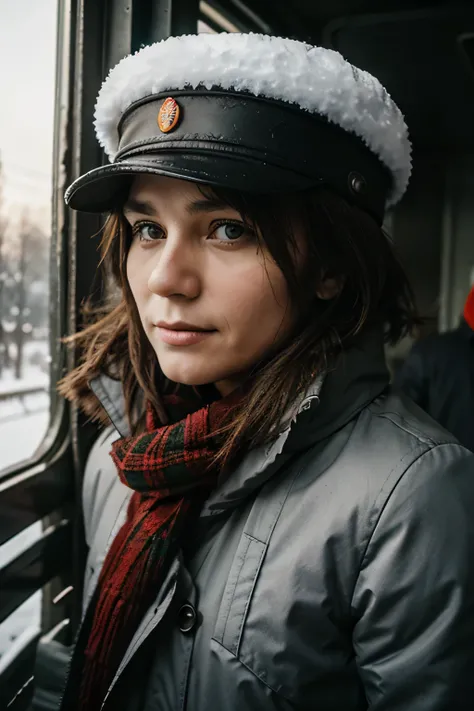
[147,232,201,300]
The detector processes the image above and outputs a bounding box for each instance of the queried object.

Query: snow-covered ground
[0,363,50,470]
[0,408,50,470]
[0,361,50,664]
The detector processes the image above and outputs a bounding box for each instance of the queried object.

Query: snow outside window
[0,0,58,669]
[0,0,57,475]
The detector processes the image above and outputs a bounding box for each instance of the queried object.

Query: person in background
[395,284,474,451]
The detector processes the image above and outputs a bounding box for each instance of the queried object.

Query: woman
[54,33,474,711]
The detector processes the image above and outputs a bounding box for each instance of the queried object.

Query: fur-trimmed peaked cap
[65,33,412,223]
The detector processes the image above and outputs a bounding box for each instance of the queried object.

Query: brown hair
[59,186,418,466]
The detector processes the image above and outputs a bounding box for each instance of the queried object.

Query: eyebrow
[123,195,232,217]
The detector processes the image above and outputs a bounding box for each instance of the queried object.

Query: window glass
[0,0,58,674]
[0,0,57,473]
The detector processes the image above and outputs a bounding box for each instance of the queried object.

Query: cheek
[124,244,293,388]
[215,256,291,340]
[126,249,150,322]
[126,247,138,295]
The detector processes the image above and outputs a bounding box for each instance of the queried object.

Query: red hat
[464,285,474,330]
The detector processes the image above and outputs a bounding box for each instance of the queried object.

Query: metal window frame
[0,0,75,705]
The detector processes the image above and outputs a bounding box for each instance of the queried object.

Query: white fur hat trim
[94,33,412,206]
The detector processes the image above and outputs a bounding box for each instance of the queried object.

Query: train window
[0,0,59,697]
[0,0,58,474]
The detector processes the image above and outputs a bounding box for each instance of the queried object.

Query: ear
[316,276,343,300]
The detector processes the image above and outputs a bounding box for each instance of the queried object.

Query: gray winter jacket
[57,329,474,710]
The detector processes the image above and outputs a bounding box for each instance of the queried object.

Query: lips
[155,320,212,332]
[154,321,216,346]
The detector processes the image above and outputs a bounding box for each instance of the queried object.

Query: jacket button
[178,602,197,633]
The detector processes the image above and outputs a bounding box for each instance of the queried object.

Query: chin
[158,359,223,387]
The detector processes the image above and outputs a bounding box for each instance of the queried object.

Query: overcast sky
[0,3,215,235]
[0,0,57,232]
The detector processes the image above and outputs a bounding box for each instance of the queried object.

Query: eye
[131,221,164,243]
[212,220,253,244]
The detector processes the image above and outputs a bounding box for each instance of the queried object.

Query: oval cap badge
[157,97,180,133]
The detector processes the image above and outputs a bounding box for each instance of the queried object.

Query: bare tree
[0,154,9,376]
[6,214,49,379]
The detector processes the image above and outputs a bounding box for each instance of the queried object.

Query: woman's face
[125,174,296,395]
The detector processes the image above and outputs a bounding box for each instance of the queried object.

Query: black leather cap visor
[65,90,392,223]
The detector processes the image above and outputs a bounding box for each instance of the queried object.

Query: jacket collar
[89,327,389,515]
[89,375,130,438]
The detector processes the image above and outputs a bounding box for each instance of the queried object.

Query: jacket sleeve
[81,427,131,613]
[351,443,474,711]
[393,343,429,410]
[81,426,125,547]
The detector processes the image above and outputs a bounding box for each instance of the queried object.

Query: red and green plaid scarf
[78,391,240,710]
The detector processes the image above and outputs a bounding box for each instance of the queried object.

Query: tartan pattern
[77,396,236,711]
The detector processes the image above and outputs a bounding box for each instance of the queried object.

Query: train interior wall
[387,150,474,371]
